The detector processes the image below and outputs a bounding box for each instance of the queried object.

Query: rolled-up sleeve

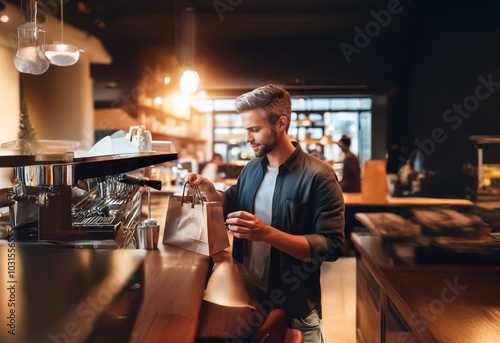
[305,169,345,262]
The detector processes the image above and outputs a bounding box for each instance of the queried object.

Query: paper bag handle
[181,182,204,208]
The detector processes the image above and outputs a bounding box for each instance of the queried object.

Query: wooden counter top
[352,233,500,342]
[129,246,210,343]
[385,268,500,342]
[132,193,212,342]
[343,193,474,206]
[137,192,257,341]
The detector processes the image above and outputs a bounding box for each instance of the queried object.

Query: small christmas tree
[18,97,37,141]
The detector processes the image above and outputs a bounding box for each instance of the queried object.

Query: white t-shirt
[247,165,278,292]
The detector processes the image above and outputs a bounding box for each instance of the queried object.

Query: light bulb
[180,70,200,95]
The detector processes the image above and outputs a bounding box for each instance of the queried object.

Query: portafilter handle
[118,174,162,191]
[0,180,31,207]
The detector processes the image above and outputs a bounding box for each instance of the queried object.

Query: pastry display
[411,208,491,239]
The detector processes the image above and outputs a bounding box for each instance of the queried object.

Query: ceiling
[4,0,426,100]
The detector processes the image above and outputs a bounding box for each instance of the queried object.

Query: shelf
[151,132,206,143]
[469,135,500,145]
[214,125,327,129]
[213,109,368,115]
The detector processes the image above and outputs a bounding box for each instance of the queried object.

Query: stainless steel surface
[14,164,74,186]
[0,150,177,246]
[136,219,159,250]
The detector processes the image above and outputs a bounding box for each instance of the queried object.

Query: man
[187,84,344,342]
[336,135,361,193]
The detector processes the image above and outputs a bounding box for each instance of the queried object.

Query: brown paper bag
[163,184,230,255]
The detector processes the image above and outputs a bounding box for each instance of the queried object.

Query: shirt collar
[258,140,303,172]
[282,141,303,172]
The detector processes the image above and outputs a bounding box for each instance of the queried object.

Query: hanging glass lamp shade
[42,0,79,66]
[13,22,50,75]
[43,43,79,66]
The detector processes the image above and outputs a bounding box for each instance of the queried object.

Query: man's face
[241,109,278,157]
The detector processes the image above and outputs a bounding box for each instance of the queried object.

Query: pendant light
[301,114,312,127]
[319,134,334,146]
[178,5,200,94]
[13,0,50,75]
[320,125,335,145]
[42,0,79,66]
[179,69,199,95]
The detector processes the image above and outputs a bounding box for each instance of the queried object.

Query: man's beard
[254,127,278,157]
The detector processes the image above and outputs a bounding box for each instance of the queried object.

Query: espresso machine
[0,139,177,248]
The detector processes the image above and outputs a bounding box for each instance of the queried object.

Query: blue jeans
[291,309,324,343]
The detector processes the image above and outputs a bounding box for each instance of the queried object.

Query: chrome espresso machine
[0,140,177,248]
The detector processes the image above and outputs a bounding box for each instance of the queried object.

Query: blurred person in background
[201,153,223,182]
[336,134,361,193]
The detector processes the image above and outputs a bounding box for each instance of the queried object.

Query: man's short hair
[339,135,351,147]
[234,84,292,132]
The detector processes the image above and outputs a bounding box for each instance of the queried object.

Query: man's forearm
[204,188,225,203]
[264,227,312,262]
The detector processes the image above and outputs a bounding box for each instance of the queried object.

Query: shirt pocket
[284,199,309,233]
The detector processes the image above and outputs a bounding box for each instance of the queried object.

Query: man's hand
[185,173,222,202]
[225,211,271,241]
[226,210,313,262]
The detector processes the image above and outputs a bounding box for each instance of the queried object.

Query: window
[191,96,372,165]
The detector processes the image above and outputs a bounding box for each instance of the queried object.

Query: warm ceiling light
[76,1,92,14]
[105,81,118,89]
[179,70,199,95]
[319,134,334,145]
[0,15,8,23]
[301,115,312,126]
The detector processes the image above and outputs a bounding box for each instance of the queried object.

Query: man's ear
[276,115,288,132]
